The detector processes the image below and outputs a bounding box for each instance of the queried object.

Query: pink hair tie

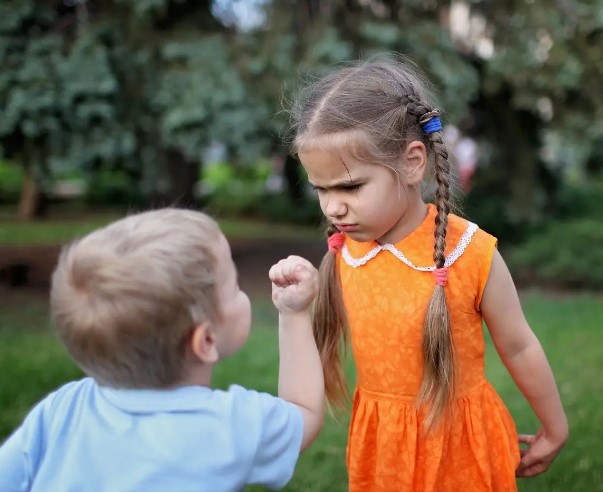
[327,232,346,254]
[433,267,448,286]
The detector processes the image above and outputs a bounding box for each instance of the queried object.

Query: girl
[290,58,568,491]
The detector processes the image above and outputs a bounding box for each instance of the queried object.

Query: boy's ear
[189,323,219,365]
[403,140,428,185]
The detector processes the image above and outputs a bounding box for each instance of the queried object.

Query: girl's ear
[189,323,219,364]
[403,140,428,185]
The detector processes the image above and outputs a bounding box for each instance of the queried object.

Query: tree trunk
[17,168,42,221]
[153,148,199,208]
[473,88,544,224]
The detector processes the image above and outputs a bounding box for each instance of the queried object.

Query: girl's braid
[401,92,455,430]
[426,130,450,269]
[402,94,450,268]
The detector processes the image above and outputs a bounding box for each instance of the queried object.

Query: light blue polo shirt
[0,378,304,491]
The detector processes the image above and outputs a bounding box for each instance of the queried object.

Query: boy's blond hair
[50,208,221,389]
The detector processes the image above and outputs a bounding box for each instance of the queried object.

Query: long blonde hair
[291,58,455,428]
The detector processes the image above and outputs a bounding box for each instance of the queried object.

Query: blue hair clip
[420,109,442,135]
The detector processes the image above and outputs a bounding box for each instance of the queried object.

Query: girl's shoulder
[446,211,498,302]
[446,210,497,261]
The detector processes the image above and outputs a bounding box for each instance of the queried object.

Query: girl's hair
[291,57,455,428]
[51,208,222,389]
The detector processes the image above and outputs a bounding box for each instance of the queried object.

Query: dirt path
[0,237,327,301]
[232,237,326,296]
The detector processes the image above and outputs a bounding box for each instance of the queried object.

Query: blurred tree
[475,0,603,167]
[0,0,272,217]
[1,0,600,227]
[0,2,66,218]
[461,0,603,226]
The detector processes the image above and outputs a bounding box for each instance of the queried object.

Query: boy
[0,208,324,491]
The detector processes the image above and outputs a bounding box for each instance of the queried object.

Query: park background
[0,1,602,490]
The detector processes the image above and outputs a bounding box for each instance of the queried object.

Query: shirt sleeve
[232,387,303,490]
[0,398,48,492]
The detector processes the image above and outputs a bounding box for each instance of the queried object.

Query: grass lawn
[0,210,321,246]
[0,290,601,491]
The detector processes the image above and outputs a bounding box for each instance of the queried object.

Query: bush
[84,169,144,207]
[202,162,270,217]
[507,218,603,289]
[554,182,603,221]
[255,193,323,226]
[0,161,24,204]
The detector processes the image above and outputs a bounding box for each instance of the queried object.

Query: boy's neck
[177,364,214,388]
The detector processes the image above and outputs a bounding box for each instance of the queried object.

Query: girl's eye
[310,185,325,193]
[343,183,362,191]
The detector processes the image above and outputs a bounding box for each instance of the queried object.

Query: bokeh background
[0,1,602,490]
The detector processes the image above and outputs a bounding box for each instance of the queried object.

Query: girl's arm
[480,249,568,477]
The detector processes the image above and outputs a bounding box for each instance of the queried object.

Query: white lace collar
[341,222,478,271]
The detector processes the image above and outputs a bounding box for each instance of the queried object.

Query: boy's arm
[269,256,324,451]
[480,249,568,476]
[278,311,324,451]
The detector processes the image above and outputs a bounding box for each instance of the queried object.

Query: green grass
[0,212,320,246]
[1,291,601,491]
[486,291,603,492]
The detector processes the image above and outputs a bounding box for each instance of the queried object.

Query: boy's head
[50,208,251,389]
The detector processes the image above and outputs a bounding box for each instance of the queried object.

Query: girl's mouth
[335,224,358,232]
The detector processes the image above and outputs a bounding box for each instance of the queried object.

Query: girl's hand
[516,428,567,478]
[269,256,319,314]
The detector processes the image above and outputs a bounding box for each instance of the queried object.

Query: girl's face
[298,148,426,245]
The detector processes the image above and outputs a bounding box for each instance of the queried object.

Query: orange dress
[339,204,520,492]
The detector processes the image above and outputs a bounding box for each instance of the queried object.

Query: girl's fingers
[518,434,535,445]
[519,452,537,469]
[516,461,547,478]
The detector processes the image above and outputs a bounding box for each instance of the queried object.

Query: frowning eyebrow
[308,178,364,190]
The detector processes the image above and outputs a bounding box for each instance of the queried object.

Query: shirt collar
[98,383,214,413]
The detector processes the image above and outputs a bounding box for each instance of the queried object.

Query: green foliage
[508,219,603,289]
[0,3,140,193]
[114,0,170,19]
[50,30,138,175]
[303,26,354,67]
[155,36,271,163]
[0,25,66,177]
[359,21,480,120]
[479,0,603,171]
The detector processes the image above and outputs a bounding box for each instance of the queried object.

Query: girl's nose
[325,196,347,219]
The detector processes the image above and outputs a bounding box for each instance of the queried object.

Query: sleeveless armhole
[475,231,498,311]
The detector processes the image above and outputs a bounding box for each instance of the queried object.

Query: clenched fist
[269,256,319,314]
